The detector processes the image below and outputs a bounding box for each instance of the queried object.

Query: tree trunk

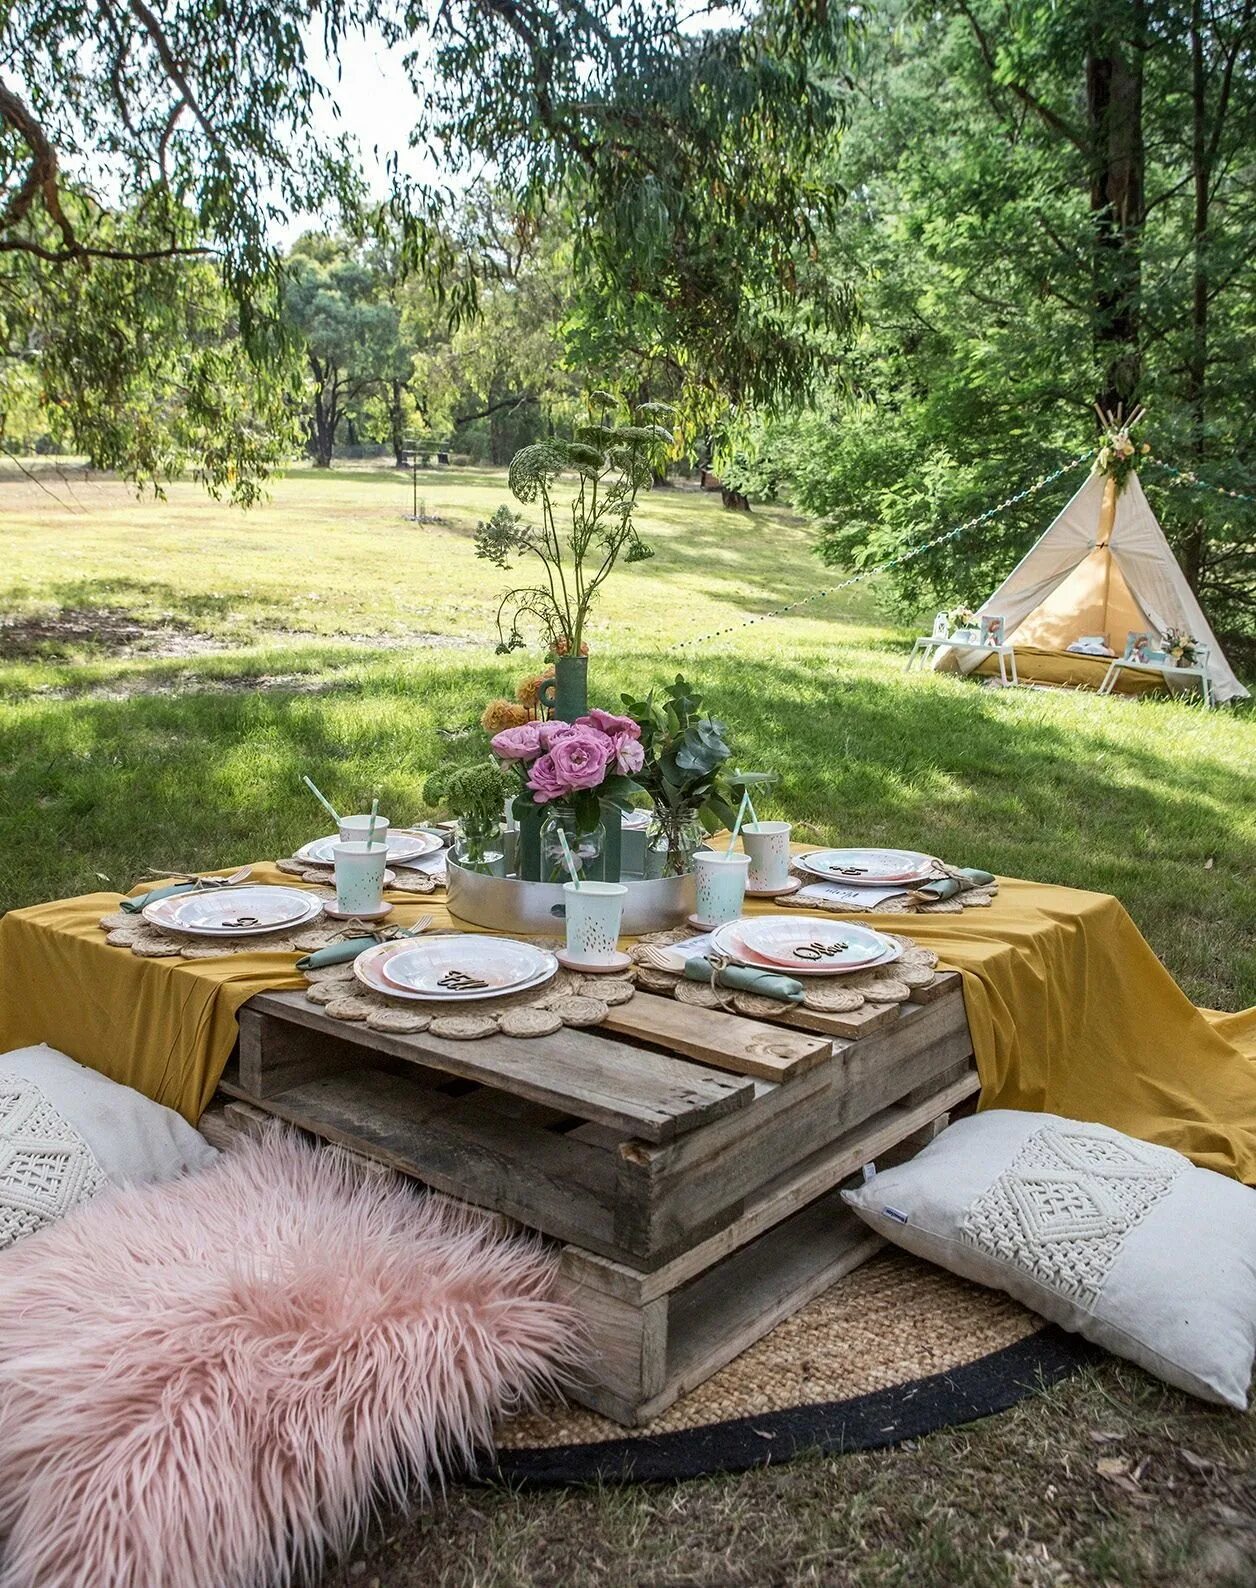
[308,359,337,469]
[389,380,406,468]
[1087,0,1146,416]
[1180,0,1210,590]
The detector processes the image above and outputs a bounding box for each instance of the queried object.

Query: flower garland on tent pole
[677,452,1093,649]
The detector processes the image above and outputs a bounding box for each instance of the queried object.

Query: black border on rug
[488,1326,1098,1487]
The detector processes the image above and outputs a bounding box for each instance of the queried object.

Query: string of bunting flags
[677,452,1093,649]
[1149,457,1256,506]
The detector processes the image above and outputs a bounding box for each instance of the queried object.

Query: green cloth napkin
[120,881,200,914]
[295,936,380,972]
[683,957,805,1005]
[913,866,994,903]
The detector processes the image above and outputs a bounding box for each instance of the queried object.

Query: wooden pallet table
[211,972,978,1425]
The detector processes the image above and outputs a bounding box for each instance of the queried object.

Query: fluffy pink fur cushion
[0,1130,578,1588]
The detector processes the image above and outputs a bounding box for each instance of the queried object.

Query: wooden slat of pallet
[232,1065,626,1256]
[556,1192,885,1426]
[598,992,831,1082]
[657,1197,884,1423]
[245,989,753,1144]
[560,1067,980,1306]
[613,993,974,1257]
[767,998,900,1041]
[749,971,963,1041]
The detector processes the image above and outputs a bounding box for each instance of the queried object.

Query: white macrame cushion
[0,1045,218,1252]
[843,1110,1256,1409]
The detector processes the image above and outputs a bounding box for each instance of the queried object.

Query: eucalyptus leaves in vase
[622,676,776,877]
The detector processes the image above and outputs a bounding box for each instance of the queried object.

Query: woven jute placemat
[785,861,999,915]
[274,856,440,895]
[300,959,638,1040]
[630,929,940,1017]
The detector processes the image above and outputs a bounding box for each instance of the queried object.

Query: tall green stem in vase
[474,389,673,664]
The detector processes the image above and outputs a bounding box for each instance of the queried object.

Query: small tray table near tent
[932,466,1249,705]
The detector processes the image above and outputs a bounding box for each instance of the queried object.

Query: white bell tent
[935,467,1248,704]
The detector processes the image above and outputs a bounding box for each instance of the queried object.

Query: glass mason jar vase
[644,809,706,878]
[453,820,507,877]
[539,804,605,883]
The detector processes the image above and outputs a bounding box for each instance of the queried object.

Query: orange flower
[481,699,529,734]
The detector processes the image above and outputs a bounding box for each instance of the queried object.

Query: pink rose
[608,730,644,775]
[528,726,614,802]
[576,709,641,740]
[490,722,545,761]
[537,720,576,751]
[526,752,568,804]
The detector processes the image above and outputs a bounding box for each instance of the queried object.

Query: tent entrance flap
[1013,545,1147,652]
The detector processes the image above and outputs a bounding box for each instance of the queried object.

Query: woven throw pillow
[0,1046,217,1251]
[843,1110,1256,1409]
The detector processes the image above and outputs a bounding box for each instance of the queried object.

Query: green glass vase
[537,655,588,723]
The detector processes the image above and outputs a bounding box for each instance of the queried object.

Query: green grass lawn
[2,460,1254,1585]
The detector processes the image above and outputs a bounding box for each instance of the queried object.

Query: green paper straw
[302,776,341,826]
[365,797,380,850]
[725,788,752,856]
[556,827,581,888]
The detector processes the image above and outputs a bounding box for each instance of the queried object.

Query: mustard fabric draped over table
[0,863,1253,1183]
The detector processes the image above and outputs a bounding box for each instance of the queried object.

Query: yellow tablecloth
[1,864,1253,1183]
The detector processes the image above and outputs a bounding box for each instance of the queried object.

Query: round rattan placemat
[489,1252,1094,1486]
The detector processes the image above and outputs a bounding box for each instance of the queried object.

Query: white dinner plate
[354,936,558,1003]
[143,885,323,937]
[793,848,938,887]
[711,917,901,976]
[296,829,442,866]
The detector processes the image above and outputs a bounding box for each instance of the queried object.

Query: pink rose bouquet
[489,702,645,816]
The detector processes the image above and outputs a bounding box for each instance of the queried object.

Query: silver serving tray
[446,859,695,935]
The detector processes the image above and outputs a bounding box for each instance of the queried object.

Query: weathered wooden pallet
[220,976,972,1269]
[215,971,978,1421]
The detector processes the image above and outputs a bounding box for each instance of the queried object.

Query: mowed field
[1,460,1254,1586]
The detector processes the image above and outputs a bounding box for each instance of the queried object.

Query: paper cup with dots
[562,881,628,968]
[338,814,391,847]
[692,851,751,926]
[741,820,792,892]
[333,840,388,915]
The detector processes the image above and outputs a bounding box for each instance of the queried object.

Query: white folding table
[907,635,1020,687]
[1097,653,1215,707]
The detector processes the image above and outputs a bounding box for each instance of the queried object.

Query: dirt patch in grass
[0,606,227,661]
[1,603,478,680]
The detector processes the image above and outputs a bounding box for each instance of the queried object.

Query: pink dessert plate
[793,848,938,887]
[355,936,558,1002]
[711,917,901,976]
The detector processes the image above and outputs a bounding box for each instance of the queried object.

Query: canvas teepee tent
[935,467,1249,703]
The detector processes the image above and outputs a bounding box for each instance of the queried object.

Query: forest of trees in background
[726,0,1256,642]
[2,0,1254,641]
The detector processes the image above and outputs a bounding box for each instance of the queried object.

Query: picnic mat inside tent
[971,646,1164,693]
[489,1250,1097,1485]
[0,862,1254,1182]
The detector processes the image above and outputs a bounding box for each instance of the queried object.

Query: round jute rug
[490,1252,1095,1486]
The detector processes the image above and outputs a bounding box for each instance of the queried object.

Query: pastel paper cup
[562,881,628,966]
[693,851,751,925]
[741,820,792,891]
[333,840,388,914]
[338,814,391,847]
